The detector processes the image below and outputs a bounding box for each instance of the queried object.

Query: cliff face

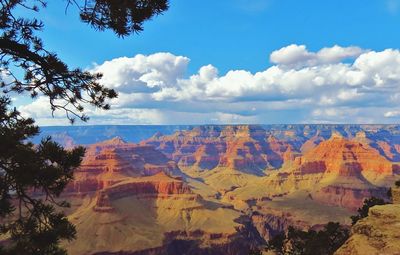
[93,172,196,212]
[55,126,400,255]
[301,134,393,177]
[62,137,261,255]
[226,134,396,212]
[66,137,182,193]
[143,125,291,175]
[302,135,394,210]
[65,179,257,255]
[335,204,400,255]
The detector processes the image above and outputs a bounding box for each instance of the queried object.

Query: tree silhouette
[77,0,169,37]
[0,97,83,255]
[350,197,387,225]
[266,222,349,255]
[0,0,169,254]
[0,0,169,123]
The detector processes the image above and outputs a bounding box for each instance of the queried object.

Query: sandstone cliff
[227,134,396,212]
[56,126,400,254]
[66,137,182,193]
[143,125,292,175]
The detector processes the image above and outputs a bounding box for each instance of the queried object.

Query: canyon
[44,125,400,254]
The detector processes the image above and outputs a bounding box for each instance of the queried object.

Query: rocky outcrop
[335,204,400,255]
[301,134,393,176]
[143,125,292,174]
[93,172,197,212]
[54,127,400,255]
[302,135,394,209]
[392,187,400,204]
[251,211,310,240]
[312,186,387,211]
[257,135,397,210]
[66,137,182,193]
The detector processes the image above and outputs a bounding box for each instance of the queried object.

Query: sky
[12,0,400,125]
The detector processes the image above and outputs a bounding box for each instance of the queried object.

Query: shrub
[351,197,387,225]
[266,222,349,255]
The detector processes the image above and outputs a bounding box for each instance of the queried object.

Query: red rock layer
[143,125,292,174]
[66,137,181,193]
[312,185,387,211]
[287,135,395,210]
[300,134,393,175]
[94,172,197,211]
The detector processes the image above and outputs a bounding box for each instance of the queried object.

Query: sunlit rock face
[143,125,291,175]
[335,204,400,255]
[264,134,396,210]
[51,125,400,255]
[62,137,260,255]
[65,137,182,193]
[301,133,393,176]
[93,172,197,212]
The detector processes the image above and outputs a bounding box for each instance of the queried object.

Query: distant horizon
[38,123,400,127]
[33,124,400,146]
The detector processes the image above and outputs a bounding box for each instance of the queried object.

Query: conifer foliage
[0,0,169,254]
[0,97,84,254]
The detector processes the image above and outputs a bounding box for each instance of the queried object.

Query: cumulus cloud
[17,45,400,125]
[270,44,365,67]
[91,53,189,93]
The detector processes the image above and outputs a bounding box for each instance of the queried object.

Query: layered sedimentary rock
[299,133,393,176]
[66,137,182,193]
[65,172,257,255]
[143,125,292,175]
[62,137,262,255]
[282,134,395,210]
[93,172,196,212]
[228,134,397,211]
[53,126,400,254]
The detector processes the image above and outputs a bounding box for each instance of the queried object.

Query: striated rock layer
[62,137,262,255]
[54,125,400,254]
[66,137,182,193]
[143,125,292,175]
[93,172,196,212]
[226,134,397,212]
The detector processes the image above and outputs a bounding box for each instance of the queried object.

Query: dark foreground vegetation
[0,0,169,254]
[256,195,391,255]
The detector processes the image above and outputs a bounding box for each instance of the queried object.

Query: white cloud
[91,53,189,93]
[270,44,364,68]
[17,45,400,125]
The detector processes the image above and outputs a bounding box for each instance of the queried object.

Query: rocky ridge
[55,125,400,255]
[335,204,400,255]
[143,125,291,175]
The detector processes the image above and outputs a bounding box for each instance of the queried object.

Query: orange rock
[302,134,393,175]
[93,172,197,212]
[143,125,293,174]
[66,137,182,193]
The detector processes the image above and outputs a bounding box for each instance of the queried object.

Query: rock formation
[50,125,400,255]
[143,125,292,175]
[335,204,400,255]
[61,137,261,255]
[93,172,196,212]
[66,137,182,193]
[227,134,397,211]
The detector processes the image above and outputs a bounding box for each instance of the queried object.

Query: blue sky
[40,0,400,73]
[14,0,400,125]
